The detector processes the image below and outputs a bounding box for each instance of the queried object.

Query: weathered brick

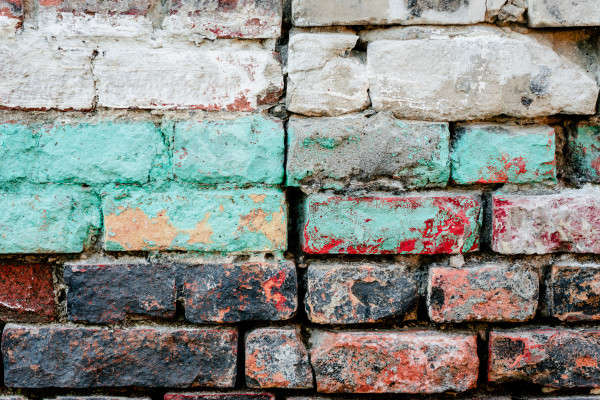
[489,328,600,387]
[0,0,22,35]
[549,263,600,321]
[0,122,38,182]
[245,328,313,389]
[2,324,238,388]
[102,187,286,252]
[287,30,369,117]
[305,263,417,324]
[428,263,539,323]
[310,330,479,393]
[451,124,556,184]
[54,397,149,400]
[164,0,281,39]
[165,394,274,400]
[491,190,600,254]
[528,0,600,27]
[65,261,176,324]
[0,186,101,253]
[287,113,450,190]
[94,42,282,110]
[173,115,284,185]
[366,26,598,121]
[0,263,56,322]
[292,0,486,26]
[302,194,481,254]
[569,124,600,183]
[183,261,297,323]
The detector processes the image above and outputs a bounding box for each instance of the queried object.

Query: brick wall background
[1,1,600,400]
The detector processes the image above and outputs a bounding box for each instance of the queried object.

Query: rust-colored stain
[105,207,179,251]
[239,207,285,247]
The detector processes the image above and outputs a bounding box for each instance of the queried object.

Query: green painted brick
[451,124,556,184]
[0,122,38,182]
[0,185,101,253]
[102,185,286,252]
[173,115,284,185]
[569,124,600,183]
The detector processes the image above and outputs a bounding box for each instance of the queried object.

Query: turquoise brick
[569,124,600,183]
[173,115,284,185]
[0,122,38,182]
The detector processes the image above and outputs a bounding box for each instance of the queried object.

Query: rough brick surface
[287,113,450,190]
[451,124,556,184]
[569,124,600,183]
[489,328,600,387]
[102,187,286,252]
[302,194,482,254]
[428,263,539,323]
[55,397,149,400]
[549,263,600,321]
[0,0,22,34]
[245,328,313,389]
[491,190,600,254]
[165,394,274,400]
[65,261,176,323]
[0,263,56,322]
[2,324,238,388]
[305,263,417,324]
[183,261,297,323]
[173,115,284,185]
[528,0,600,27]
[310,330,479,393]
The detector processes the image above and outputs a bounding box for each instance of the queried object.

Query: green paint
[0,184,101,253]
[451,125,556,184]
[569,125,600,182]
[0,123,39,182]
[173,115,284,185]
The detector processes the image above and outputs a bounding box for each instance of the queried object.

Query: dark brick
[549,264,600,321]
[0,263,56,322]
[305,263,417,324]
[65,262,176,324]
[2,324,237,388]
[183,261,297,323]
[165,394,274,400]
[55,397,149,400]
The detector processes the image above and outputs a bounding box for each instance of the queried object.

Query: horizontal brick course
[165,394,274,400]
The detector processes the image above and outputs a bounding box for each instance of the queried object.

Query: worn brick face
[0,263,56,322]
[165,394,274,400]
[0,0,22,33]
[569,124,600,183]
[549,263,600,321]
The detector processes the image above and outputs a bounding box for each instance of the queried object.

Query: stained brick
[549,263,600,321]
[302,194,482,254]
[0,0,22,34]
[569,124,600,183]
[2,324,238,388]
[0,263,56,322]
[182,261,297,323]
[528,0,600,27]
[310,330,479,393]
[165,394,274,400]
[54,397,149,400]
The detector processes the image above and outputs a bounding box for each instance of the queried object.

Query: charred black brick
[549,264,600,321]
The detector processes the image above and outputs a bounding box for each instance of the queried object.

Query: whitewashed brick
[528,0,600,27]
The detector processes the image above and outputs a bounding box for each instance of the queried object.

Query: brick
[173,115,284,185]
[310,330,479,393]
[245,328,313,389]
[183,261,297,323]
[0,0,22,35]
[0,263,56,322]
[549,263,600,321]
[0,186,101,253]
[302,194,481,254]
[287,31,369,117]
[0,122,38,182]
[366,26,598,121]
[451,124,556,184]
[165,394,274,400]
[54,397,149,400]
[102,187,286,252]
[0,41,95,110]
[569,124,600,183]
[292,0,486,26]
[287,113,450,190]
[528,0,600,27]
[305,263,417,324]
[94,42,282,110]
[64,261,176,324]
[37,0,153,37]
[427,263,539,323]
[2,324,238,388]
[164,0,281,39]
[489,328,600,387]
[491,190,600,254]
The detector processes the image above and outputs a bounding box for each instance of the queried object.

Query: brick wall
[1,1,600,400]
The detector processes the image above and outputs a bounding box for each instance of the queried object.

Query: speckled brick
[54,397,149,400]
[569,124,600,183]
[245,328,313,389]
[310,330,479,393]
[0,263,56,322]
[182,261,297,323]
[303,194,482,254]
[2,324,238,388]
[549,263,600,321]
[428,263,539,322]
[489,328,600,387]
[165,394,274,400]
[64,261,176,324]
[305,263,417,324]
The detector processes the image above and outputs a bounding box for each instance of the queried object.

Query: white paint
[528,0,600,27]
[0,15,19,37]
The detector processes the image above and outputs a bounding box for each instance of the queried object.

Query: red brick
[549,263,600,321]
[165,394,274,400]
[0,0,21,19]
[428,264,538,322]
[310,330,478,393]
[489,328,600,387]
[0,263,56,322]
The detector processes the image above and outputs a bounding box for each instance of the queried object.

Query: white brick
[528,0,600,27]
